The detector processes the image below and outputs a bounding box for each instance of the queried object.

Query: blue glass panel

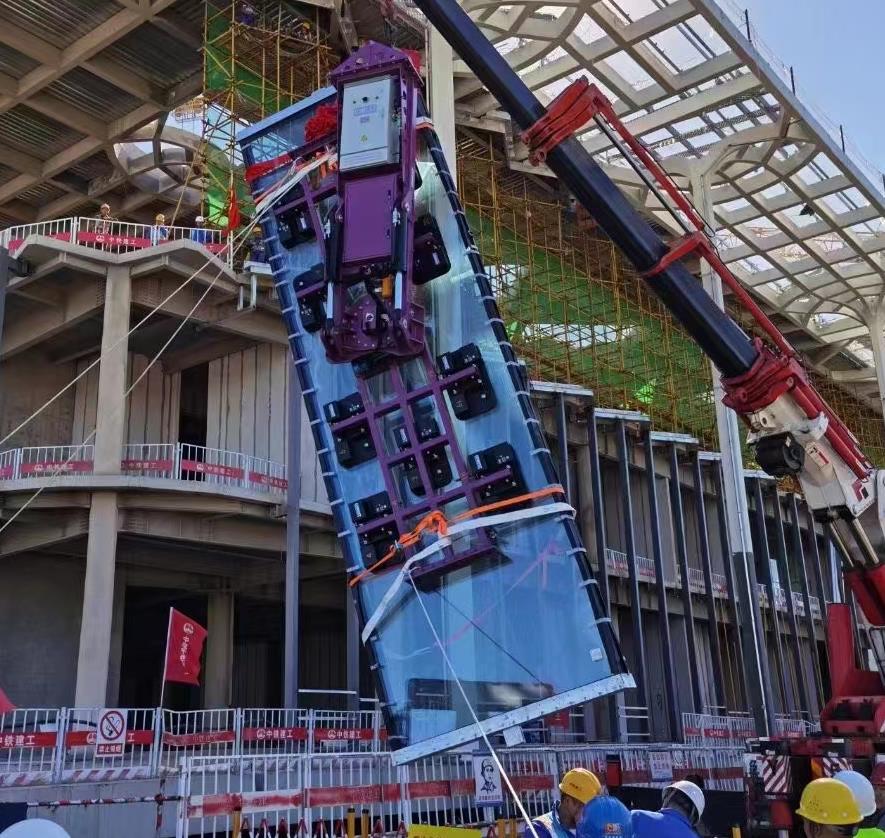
[240,88,632,762]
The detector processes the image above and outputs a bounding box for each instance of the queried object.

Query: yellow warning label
[408,826,483,838]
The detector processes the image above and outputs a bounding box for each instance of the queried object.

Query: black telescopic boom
[418,0,759,379]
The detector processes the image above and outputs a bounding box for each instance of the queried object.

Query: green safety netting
[466,207,718,444]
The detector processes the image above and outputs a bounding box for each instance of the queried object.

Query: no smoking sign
[96,709,127,756]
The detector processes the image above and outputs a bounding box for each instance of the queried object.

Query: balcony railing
[0,216,230,264]
[0,442,289,497]
[604,548,822,620]
[605,548,728,596]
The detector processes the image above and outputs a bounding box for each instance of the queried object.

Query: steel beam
[805,503,829,614]
[749,477,793,714]
[644,430,680,739]
[789,494,824,713]
[668,444,702,713]
[616,420,648,712]
[587,409,610,613]
[692,453,725,711]
[769,486,811,715]
[555,393,573,503]
[284,358,302,707]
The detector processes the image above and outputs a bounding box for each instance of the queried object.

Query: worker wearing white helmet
[631,780,705,838]
[0,819,71,838]
[833,770,885,838]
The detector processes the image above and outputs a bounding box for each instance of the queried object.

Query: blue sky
[739,0,885,171]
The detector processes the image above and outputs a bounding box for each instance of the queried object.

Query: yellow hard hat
[797,779,863,826]
[559,768,602,804]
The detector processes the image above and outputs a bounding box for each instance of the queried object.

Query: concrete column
[74,493,120,706]
[93,265,131,474]
[428,27,456,170]
[690,170,774,735]
[74,266,131,706]
[105,569,127,706]
[205,592,234,708]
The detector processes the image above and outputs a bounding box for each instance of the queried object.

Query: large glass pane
[240,79,631,761]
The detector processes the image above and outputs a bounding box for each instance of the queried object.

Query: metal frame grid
[438,0,885,414]
[457,132,718,446]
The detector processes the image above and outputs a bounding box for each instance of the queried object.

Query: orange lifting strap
[348,484,565,587]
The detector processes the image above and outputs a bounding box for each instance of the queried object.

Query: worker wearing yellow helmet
[530,768,603,838]
[797,778,864,838]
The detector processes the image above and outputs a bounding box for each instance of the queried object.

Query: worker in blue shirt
[578,794,633,838]
[530,769,602,838]
[631,780,705,838]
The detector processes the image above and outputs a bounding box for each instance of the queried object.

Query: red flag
[163,608,207,686]
[224,186,241,234]
[0,686,15,713]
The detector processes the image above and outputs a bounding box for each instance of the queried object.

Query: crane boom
[410,0,885,720]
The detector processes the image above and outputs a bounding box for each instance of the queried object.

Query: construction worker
[796,778,863,838]
[834,771,885,838]
[871,764,885,829]
[577,795,633,838]
[631,780,705,838]
[530,768,602,838]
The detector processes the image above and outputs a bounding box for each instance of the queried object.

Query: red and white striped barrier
[0,705,749,793]
[176,746,748,838]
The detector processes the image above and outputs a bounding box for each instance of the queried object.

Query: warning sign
[96,709,127,756]
[473,755,504,806]
[648,750,673,782]
[409,826,482,838]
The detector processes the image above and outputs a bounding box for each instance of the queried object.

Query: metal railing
[0,705,755,789]
[604,549,748,609]
[0,216,231,265]
[0,441,289,497]
[757,583,821,618]
[682,711,757,747]
[177,744,747,836]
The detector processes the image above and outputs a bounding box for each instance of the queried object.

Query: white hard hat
[195,215,205,223]
[0,819,72,838]
[834,770,877,818]
[663,780,705,822]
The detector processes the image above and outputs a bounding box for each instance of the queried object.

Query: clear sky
[738,0,885,172]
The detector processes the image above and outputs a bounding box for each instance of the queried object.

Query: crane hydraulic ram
[403,0,885,739]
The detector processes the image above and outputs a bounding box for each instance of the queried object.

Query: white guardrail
[0,217,231,264]
[0,442,288,496]
[177,745,747,838]
[0,706,797,790]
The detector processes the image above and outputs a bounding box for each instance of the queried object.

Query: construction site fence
[176,747,746,837]
[0,706,812,789]
[0,707,384,788]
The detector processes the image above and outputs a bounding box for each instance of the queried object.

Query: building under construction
[0,0,883,833]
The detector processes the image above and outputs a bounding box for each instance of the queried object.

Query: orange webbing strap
[348,484,564,588]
